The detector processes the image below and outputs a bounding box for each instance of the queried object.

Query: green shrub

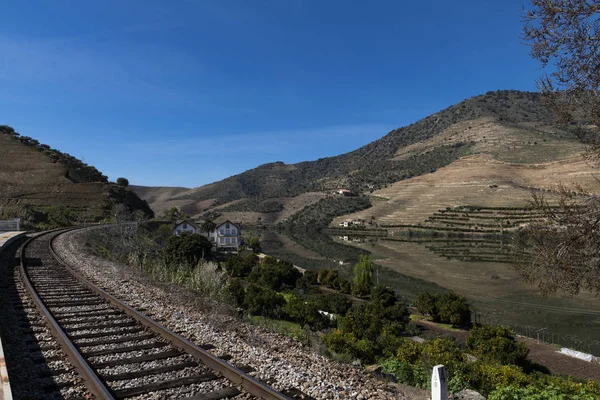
[469,362,532,396]
[380,358,429,388]
[313,293,352,315]
[322,330,379,364]
[436,292,471,328]
[489,385,597,400]
[371,285,398,307]
[414,291,471,328]
[396,339,423,364]
[163,231,212,268]
[225,253,259,277]
[229,279,245,306]
[420,338,466,373]
[248,257,302,291]
[283,295,332,331]
[414,292,439,319]
[242,285,286,319]
[467,325,530,368]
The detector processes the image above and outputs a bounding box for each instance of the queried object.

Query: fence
[472,310,600,356]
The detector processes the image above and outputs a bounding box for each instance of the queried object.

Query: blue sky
[1,1,542,187]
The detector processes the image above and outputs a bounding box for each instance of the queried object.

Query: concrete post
[431,365,448,400]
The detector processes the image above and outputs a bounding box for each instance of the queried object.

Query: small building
[214,220,241,250]
[174,219,242,250]
[174,220,200,235]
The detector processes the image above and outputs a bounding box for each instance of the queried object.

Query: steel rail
[47,228,292,400]
[19,231,117,399]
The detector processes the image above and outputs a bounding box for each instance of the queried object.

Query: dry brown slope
[0,134,106,208]
[192,192,328,225]
[333,118,595,226]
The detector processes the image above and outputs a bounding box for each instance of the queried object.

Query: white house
[213,220,241,250]
[174,219,242,250]
[174,220,200,235]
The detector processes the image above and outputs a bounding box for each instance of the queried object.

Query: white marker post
[431,365,448,400]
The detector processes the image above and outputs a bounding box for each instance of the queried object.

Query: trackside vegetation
[86,218,600,399]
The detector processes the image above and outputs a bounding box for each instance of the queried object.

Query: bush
[313,293,352,315]
[371,285,398,307]
[324,299,410,363]
[437,292,471,328]
[163,231,212,268]
[229,279,245,306]
[489,385,597,400]
[225,253,259,277]
[380,358,429,388]
[338,278,352,294]
[469,362,532,396]
[351,282,371,297]
[420,338,466,373]
[414,291,471,328]
[242,285,286,319]
[467,325,530,368]
[248,257,302,291]
[414,292,439,318]
[396,339,423,364]
[283,295,332,331]
[322,330,379,364]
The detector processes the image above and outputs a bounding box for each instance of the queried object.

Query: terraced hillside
[135,90,580,222]
[0,125,153,228]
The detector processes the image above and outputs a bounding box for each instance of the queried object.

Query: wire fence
[472,311,600,356]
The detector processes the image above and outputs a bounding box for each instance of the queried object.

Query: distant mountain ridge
[134,90,563,219]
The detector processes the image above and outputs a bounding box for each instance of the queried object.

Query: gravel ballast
[54,228,411,400]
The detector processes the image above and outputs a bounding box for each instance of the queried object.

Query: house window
[183,223,187,229]
[219,229,224,235]
[210,237,215,242]
[231,228,236,235]
[226,223,230,229]
[219,238,225,244]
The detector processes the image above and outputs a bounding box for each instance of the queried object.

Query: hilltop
[0,125,153,229]
[132,90,594,224]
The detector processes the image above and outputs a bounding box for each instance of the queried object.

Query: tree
[164,231,211,267]
[523,1,600,129]
[414,291,471,328]
[513,2,600,296]
[247,257,302,291]
[201,218,217,237]
[414,292,439,320]
[165,207,188,222]
[371,285,398,308]
[467,325,530,369]
[242,285,286,319]
[353,254,374,287]
[116,177,129,187]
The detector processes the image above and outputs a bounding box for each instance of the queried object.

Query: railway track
[19,230,301,400]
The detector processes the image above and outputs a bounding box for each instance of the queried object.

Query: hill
[0,125,153,229]
[132,90,592,224]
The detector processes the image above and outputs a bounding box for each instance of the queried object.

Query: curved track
[20,230,296,400]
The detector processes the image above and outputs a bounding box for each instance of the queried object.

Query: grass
[249,315,307,342]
